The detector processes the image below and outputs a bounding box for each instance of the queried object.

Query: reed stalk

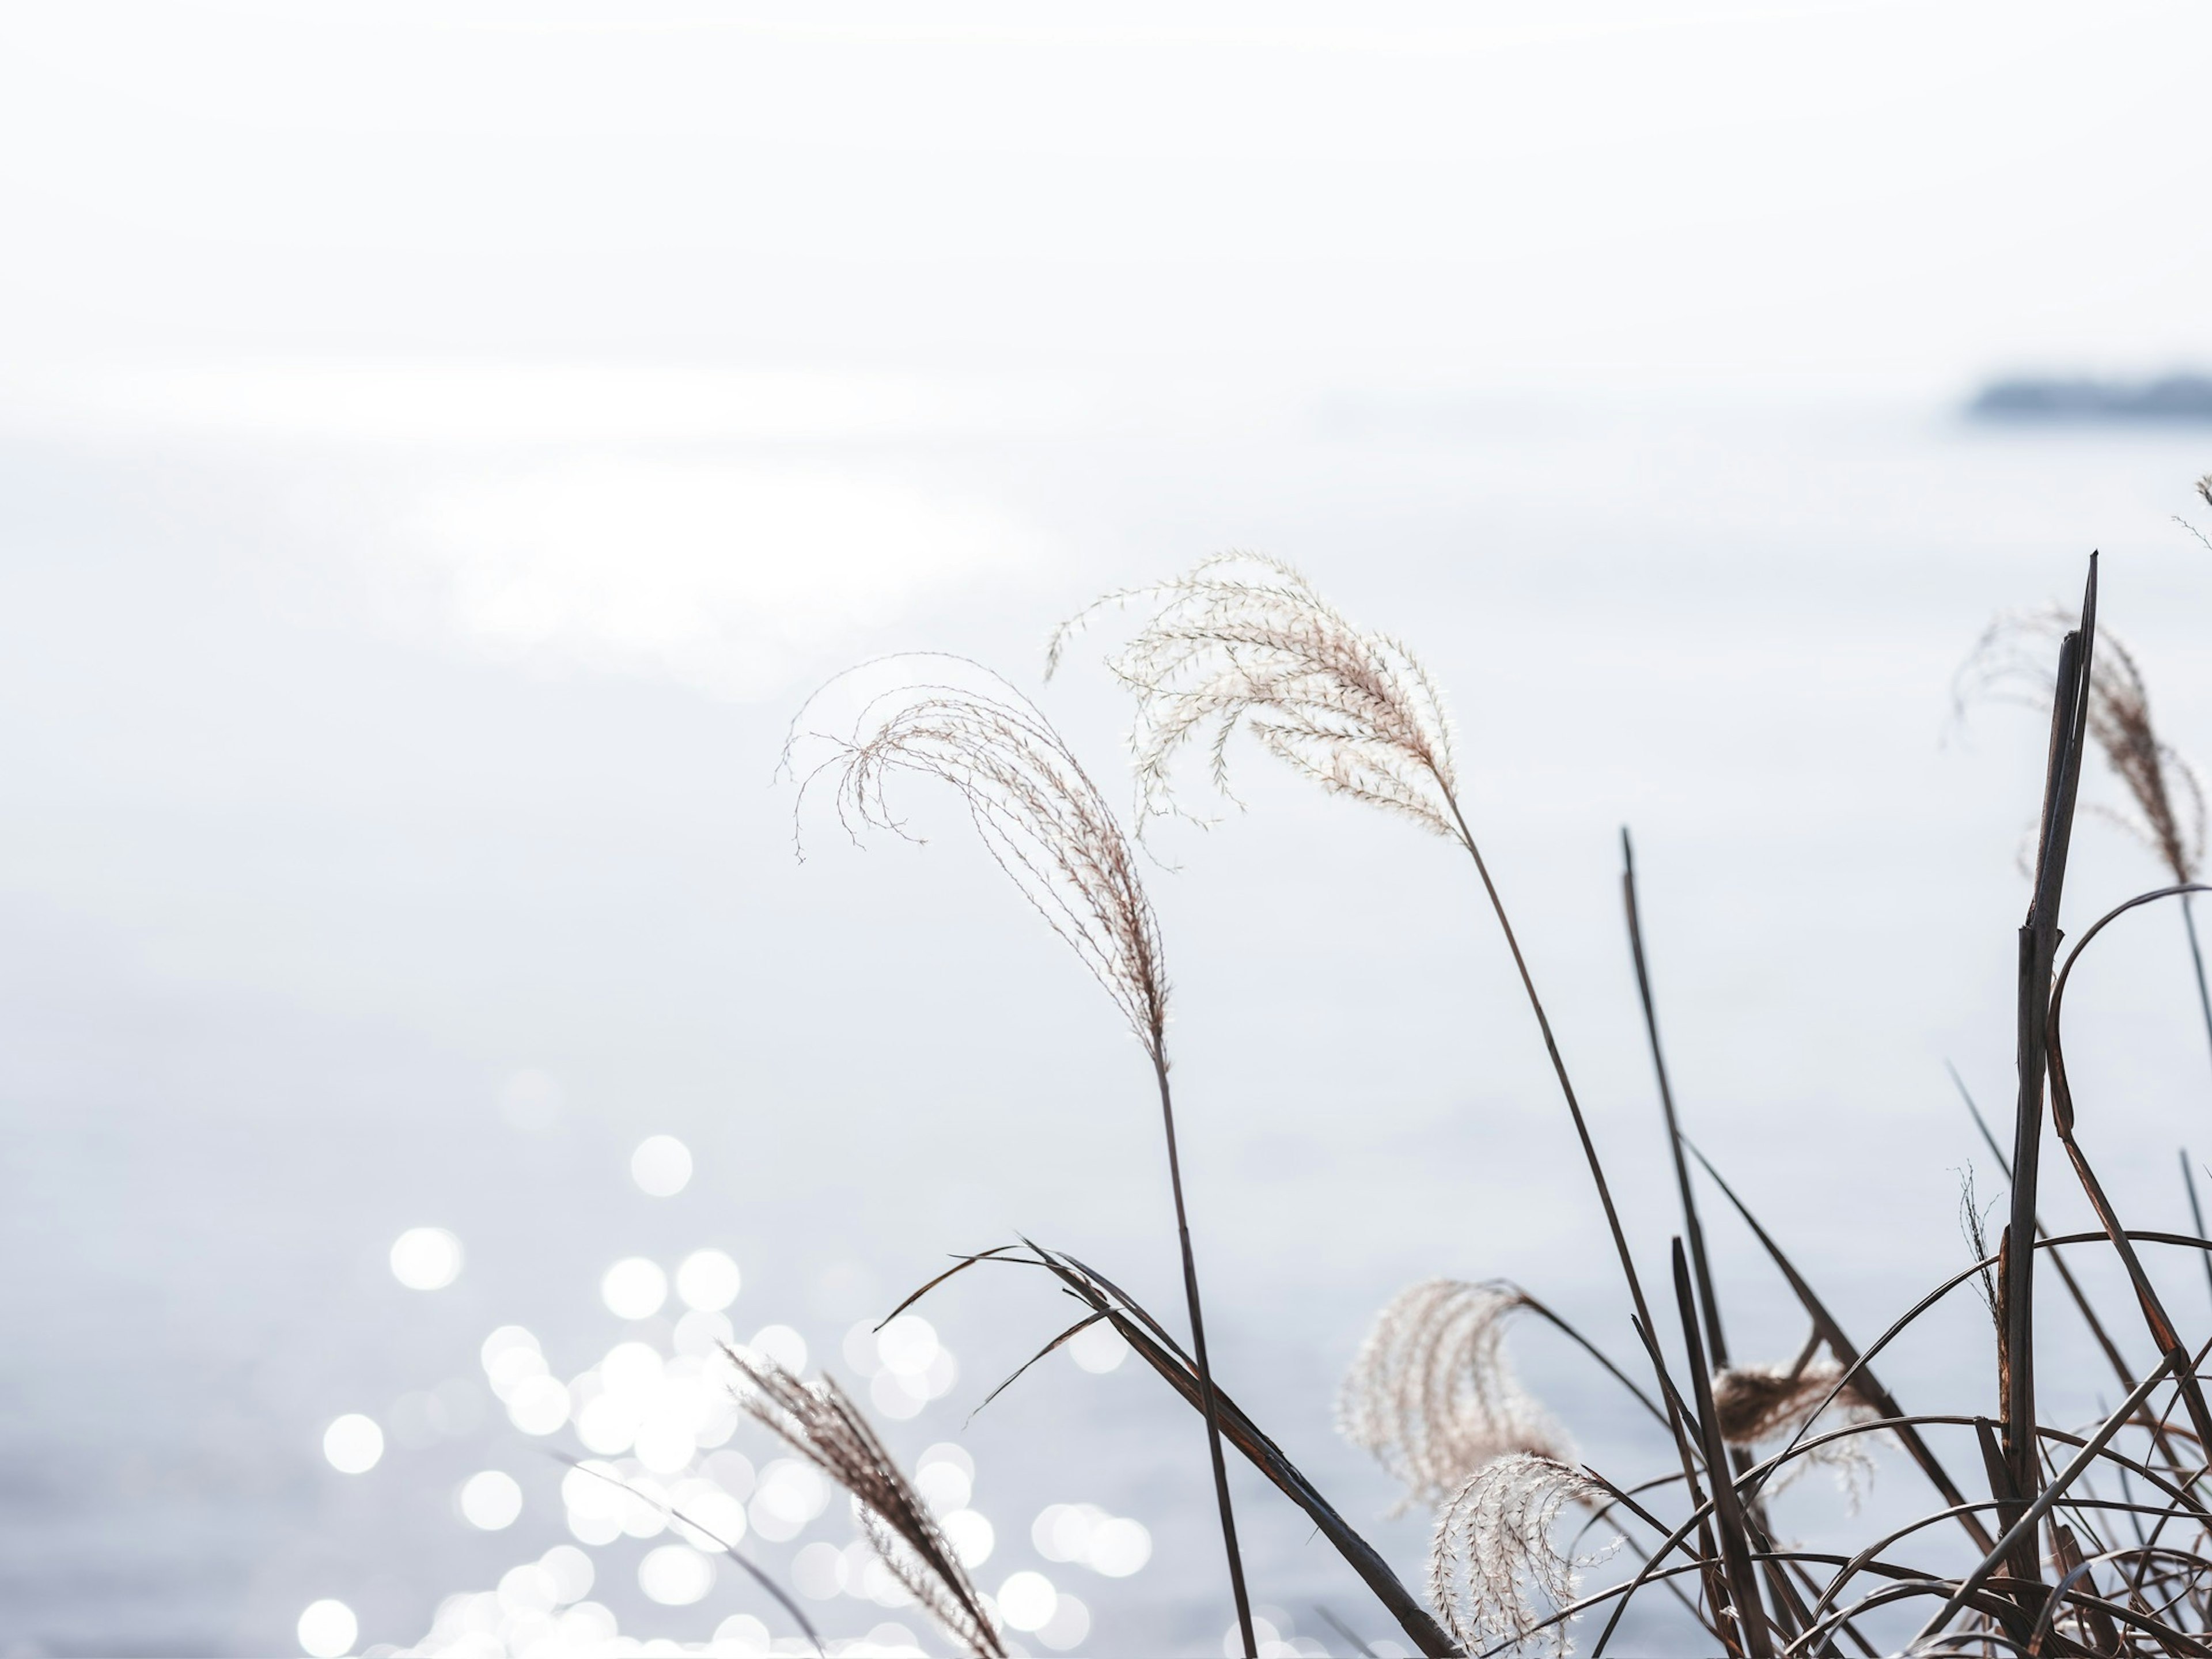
[782,662,1257,1656]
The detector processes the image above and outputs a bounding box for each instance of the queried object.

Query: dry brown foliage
[724,1347,1006,1659]
[1709,1362,1873,1447]
[1338,1279,1571,1514]
[1047,552,1469,846]
[1711,1361,1880,1508]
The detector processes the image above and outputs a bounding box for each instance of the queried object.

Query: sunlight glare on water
[636,1543,715,1606]
[914,1442,973,1512]
[629,1135,693,1197]
[997,1570,1058,1633]
[321,1414,382,1475]
[601,1258,669,1320]
[743,1324,805,1373]
[387,1226,464,1290]
[457,1469,523,1531]
[1067,1319,1128,1374]
[296,1597,357,1659]
[674,1247,740,1310]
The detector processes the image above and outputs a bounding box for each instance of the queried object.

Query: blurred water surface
[5,384,2212,1655]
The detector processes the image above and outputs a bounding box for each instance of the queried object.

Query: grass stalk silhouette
[764,553,2212,1656]
[781,660,1258,1657]
[1051,555,1671,1405]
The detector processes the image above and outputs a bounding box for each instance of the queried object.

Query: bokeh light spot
[792,1540,845,1600]
[323,1414,383,1474]
[389,1227,464,1291]
[745,1324,806,1373]
[539,1544,594,1605]
[997,1570,1058,1633]
[602,1257,669,1320]
[1069,1320,1127,1373]
[459,1469,524,1530]
[941,1508,994,1568]
[631,1135,693,1197]
[1039,1592,1091,1652]
[297,1598,357,1658]
[638,1543,715,1605]
[1089,1515,1153,1577]
[876,1314,938,1377]
[675,1248,741,1310]
[505,1374,571,1435]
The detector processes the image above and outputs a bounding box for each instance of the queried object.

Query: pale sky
[3,0,2207,402]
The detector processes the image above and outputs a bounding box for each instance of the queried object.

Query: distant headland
[1969,372,2212,421]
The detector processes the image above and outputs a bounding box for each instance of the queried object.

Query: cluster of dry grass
[740,548,2212,1658]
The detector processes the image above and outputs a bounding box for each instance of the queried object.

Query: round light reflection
[631,1135,694,1197]
[297,1598,357,1658]
[389,1226,464,1291]
[676,1248,741,1311]
[602,1257,669,1320]
[638,1543,715,1605]
[323,1414,383,1475]
[998,1571,1058,1633]
[460,1468,524,1530]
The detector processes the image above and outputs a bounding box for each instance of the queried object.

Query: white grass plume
[1339,1279,1570,1514]
[1430,1452,1613,1657]
[783,657,1169,1060]
[725,1347,1006,1659]
[1048,553,1468,846]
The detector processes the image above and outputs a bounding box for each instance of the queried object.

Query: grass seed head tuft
[1710,1361,1881,1510]
[1429,1452,1614,1658]
[1338,1279,1570,1515]
[1959,607,2206,884]
[1049,553,1468,846]
[783,658,1171,1062]
[724,1346,1007,1659]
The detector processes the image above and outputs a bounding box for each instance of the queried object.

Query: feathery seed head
[724,1346,1006,1658]
[1959,607,2206,883]
[1429,1452,1613,1657]
[1339,1279,1570,1514]
[783,657,1171,1061]
[1049,553,1468,846]
[1711,1361,1881,1509]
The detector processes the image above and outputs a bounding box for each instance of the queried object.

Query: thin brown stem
[1445,796,1666,1399]
[1154,1053,1257,1659]
[1623,828,1729,1367]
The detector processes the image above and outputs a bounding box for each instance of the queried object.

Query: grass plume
[1048,552,1464,843]
[1337,1279,1571,1514]
[1054,555,1675,1432]
[724,1349,1005,1658]
[1959,605,2205,886]
[1429,1453,1615,1658]
[783,658,1259,1656]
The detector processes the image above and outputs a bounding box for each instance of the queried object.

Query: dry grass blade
[1430,1453,1616,1658]
[1338,1279,1572,1514]
[1048,552,1466,844]
[893,1240,1463,1657]
[722,1346,1007,1659]
[783,657,1169,1060]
